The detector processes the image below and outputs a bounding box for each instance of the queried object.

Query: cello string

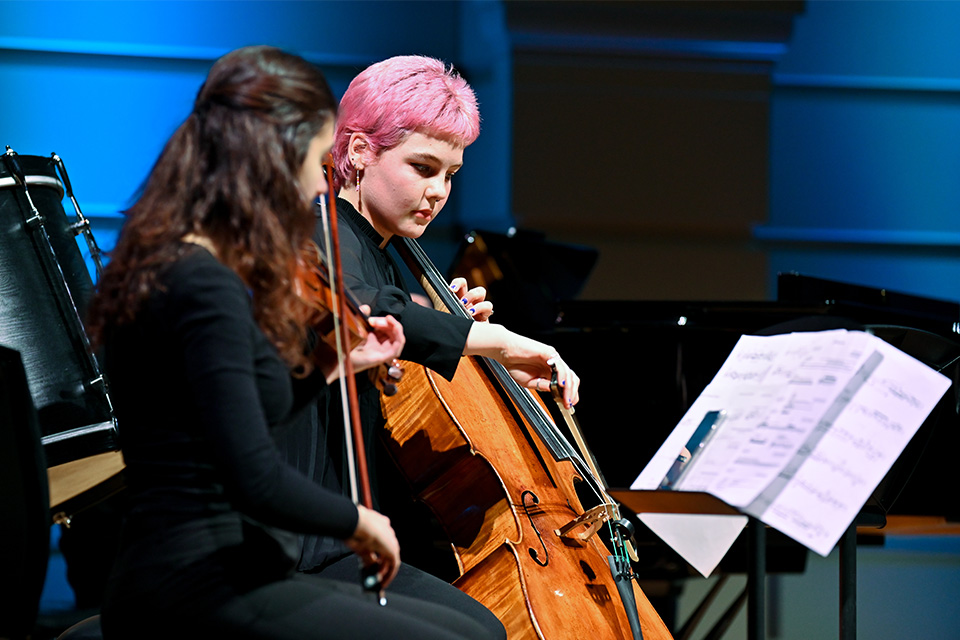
[398,235,608,506]
[405,238,634,550]
[390,237,671,635]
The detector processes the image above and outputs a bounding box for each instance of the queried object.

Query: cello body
[381,313,673,638]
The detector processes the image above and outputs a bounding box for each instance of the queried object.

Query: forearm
[463,322,512,360]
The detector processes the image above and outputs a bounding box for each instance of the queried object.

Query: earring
[356,167,363,213]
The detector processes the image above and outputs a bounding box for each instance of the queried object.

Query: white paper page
[631,393,747,576]
[637,513,747,577]
[755,338,952,555]
[629,332,842,576]
[685,330,874,508]
[635,331,873,499]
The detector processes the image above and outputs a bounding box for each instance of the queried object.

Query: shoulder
[159,247,251,314]
[313,203,362,252]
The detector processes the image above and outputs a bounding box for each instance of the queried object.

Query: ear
[348,133,371,169]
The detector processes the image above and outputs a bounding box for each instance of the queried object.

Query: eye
[412,163,432,175]
[445,171,457,182]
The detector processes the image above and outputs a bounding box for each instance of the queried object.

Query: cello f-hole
[521,490,549,567]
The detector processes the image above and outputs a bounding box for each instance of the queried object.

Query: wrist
[464,322,509,360]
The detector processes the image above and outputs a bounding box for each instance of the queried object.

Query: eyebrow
[408,152,462,171]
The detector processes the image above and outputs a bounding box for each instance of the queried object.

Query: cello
[379,236,673,640]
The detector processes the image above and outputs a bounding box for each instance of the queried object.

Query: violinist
[85,46,496,640]
[286,55,579,637]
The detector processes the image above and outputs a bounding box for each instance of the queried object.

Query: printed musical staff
[635,329,951,559]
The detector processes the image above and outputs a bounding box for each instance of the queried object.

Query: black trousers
[101,516,502,640]
[307,555,507,640]
[102,570,495,640]
[205,572,494,640]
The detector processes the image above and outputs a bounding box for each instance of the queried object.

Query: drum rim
[0,175,65,197]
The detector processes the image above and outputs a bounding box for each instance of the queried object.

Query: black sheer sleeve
[318,205,472,381]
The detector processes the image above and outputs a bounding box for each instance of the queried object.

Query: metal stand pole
[747,517,766,640]
[839,522,857,640]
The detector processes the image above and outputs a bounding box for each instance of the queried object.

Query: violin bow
[317,154,374,511]
[317,156,389,603]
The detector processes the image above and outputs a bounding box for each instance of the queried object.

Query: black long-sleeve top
[102,246,359,613]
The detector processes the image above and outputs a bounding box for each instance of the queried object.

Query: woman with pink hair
[281,55,580,640]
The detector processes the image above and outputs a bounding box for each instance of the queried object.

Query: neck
[182,232,219,258]
[337,189,393,247]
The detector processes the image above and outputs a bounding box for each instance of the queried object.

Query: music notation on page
[634,329,951,559]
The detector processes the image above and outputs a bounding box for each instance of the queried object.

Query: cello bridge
[554,504,616,543]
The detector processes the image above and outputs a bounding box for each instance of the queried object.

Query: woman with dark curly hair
[87,45,496,640]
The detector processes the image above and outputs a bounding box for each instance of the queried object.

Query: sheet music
[754,338,951,555]
[633,329,951,566]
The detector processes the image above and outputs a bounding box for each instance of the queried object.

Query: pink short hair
[333,55,480,190]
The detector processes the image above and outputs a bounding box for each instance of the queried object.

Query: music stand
[614,325,954,640]
[610,490,767,640]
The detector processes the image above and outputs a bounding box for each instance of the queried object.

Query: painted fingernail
[469,307,476,314]
[450,284,458,291]
[461,298,468,304]
[561,380,566,386]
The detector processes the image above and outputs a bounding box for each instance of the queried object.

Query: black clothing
[99,246,491,640]
[291,199,472,572]
[322,199,470,381]
[279,200,505,640]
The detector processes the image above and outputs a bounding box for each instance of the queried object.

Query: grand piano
[447,230,960,616]
[541,276,960,522]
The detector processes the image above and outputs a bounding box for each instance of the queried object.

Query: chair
[0,344,103,640]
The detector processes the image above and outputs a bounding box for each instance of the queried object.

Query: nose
[424,174,447,203]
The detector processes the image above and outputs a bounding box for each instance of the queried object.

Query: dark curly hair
[86,46,335,374]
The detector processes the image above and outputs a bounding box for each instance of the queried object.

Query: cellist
[281,55,580,638]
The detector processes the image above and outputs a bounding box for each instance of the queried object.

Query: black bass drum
[0,150,117,469]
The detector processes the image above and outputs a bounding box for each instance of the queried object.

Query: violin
[294,245,403,396]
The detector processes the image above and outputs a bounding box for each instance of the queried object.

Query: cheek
[303,169,317,194]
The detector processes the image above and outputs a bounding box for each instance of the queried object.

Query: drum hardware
[3,147,117,447]
[3,147,102,366]
[51,152,105,280]
[1,147,121,514]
